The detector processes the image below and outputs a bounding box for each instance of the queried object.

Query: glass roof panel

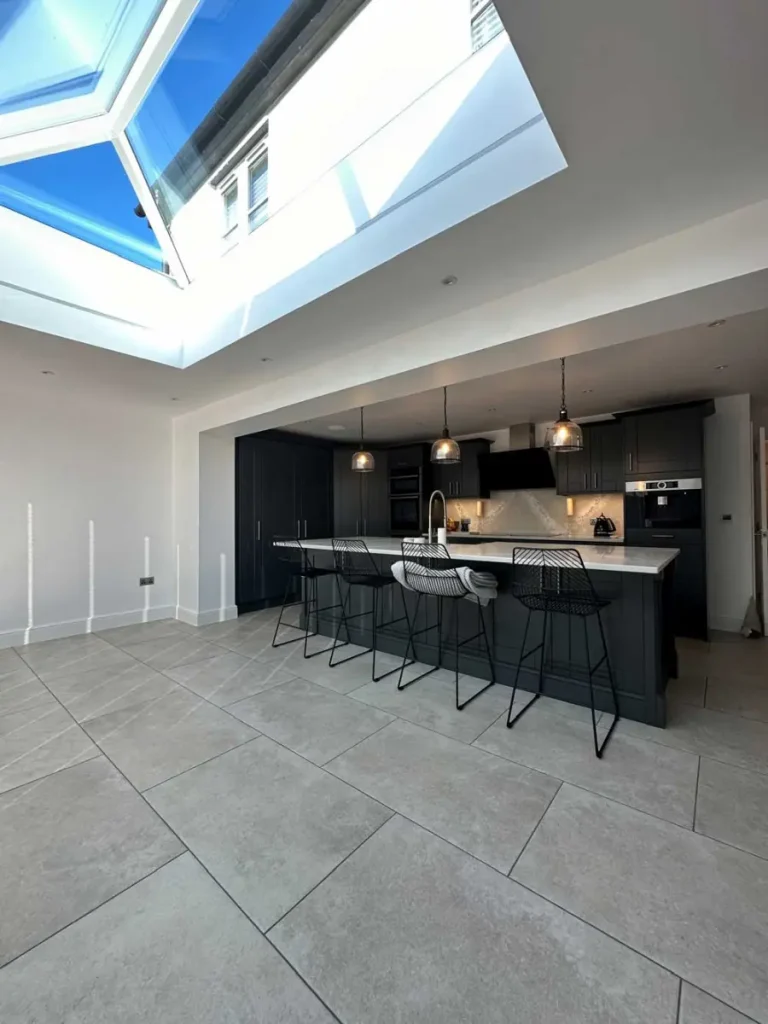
[0,0,165,136]
[0,142,165,270]
[127,0,294,222]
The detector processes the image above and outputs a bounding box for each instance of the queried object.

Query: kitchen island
[277,538,679,726]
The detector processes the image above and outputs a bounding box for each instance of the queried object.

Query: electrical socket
[139,576,155,586]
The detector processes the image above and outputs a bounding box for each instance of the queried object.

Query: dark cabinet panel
[235,438,263,608]
[432,439,490,498]
[624,407,704,478]
[296,444,333,540]
[556,422,624,494]
[624,529,707,640]
[334,448,362,537]
[260,439,297,602]
[363,449,389,536]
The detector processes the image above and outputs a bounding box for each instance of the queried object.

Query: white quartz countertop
[276,538,678,575]
[448,533,625,545]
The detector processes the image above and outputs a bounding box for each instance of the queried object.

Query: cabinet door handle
[356,519,360,535]
[257,520,261,541]
[594,472,598,489]
[364,518,367,535]
[304,519,307,538]
[652,533,675,539]
[583,473,587,491]
[628,452,633,472]
[297,520,301,539]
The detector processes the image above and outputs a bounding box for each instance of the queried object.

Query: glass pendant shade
[544,415,584,452]
[351,448,375,472]
[352,406,375,472]
[431,387,461,464]
[544,358,583,452]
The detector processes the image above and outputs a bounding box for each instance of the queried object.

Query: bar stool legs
[329,578,413,683]
[507,608,548,728]
[586,610,620,758]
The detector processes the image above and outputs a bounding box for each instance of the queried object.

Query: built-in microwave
[389,470,421,497]
[625,478,703,530]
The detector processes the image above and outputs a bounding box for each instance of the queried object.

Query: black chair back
[273,536,311,575]
[332,538,380,581]
[512,546,597,603]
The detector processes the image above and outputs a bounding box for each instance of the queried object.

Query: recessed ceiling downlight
[327,424,346,432]
[708,320,727,328]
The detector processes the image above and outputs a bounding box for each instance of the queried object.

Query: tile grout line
[140,734,264,793]
[692,755,702,832]
[319,716,399,768]
[0,851,188,973]
[27,655,346,1024]
[265,813,396,935]
[506,781,563,878]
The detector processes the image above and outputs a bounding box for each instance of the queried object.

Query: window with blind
[470,0,504,52]
[248,156,268,232]
[222,182,238,237]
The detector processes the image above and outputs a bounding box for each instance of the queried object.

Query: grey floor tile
[537,693,605,724]
[0,698,98,795]
[512,785,768,1023]
[95,618,192,648]
[351,669,509,743]
[44,660,177,723]
[228,677,394,765]
[618,702,768,774]
[706,675,768,722]
[0,648,37,688]
[164,649,296,706]
[0,756,182,967]
[215,624,287,659]
[0,671,50,717]
[120,633,221,672]
[667,674,707,707]
[474,705,698,826]
[147,737,391,929]
[326,719,559,872]
[680,984,757,1024]
[14,636,135,682]
[706,643,768,682]
[271,814,679,1024]
[279,643,394,694]
[696,757,768,859]
[0,854,335,1024]
[83,685,257,790]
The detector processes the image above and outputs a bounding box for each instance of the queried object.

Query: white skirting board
[0,606,177,650]
[707,615,743,634]
[176,605,239,628]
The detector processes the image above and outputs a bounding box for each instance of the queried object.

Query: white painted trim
[143,536,152,622]
[109,0,202,136]
[24,502,34,645]
[176,604,238,628]
[0,606,177,650]
[0,114,111,167]
[219,553,227,622]
[87,519,96,633]
[708,616,744,634]
[113,132,190,286]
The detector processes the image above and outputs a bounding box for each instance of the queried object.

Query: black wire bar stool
[329,539,413,682]
[271,537,345,659]
[396,542,496,710]
[506,546,620,758]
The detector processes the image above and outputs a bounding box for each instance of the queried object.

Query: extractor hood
[479,447,556,491]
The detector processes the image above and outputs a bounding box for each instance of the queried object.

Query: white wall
[0,388,175,647]
[705,394,755,632]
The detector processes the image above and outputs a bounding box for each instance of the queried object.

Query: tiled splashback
[447,490,624,538]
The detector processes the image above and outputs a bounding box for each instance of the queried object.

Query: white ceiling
[1,0,767,421]
[285,309,768,442]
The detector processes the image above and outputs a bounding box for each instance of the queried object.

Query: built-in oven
[624,478,703,530]
[389,496,422,536]
[389,470,421,497]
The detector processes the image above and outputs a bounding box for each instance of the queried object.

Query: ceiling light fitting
[431,386,461,464]
[707,320,727,328]
[351,407,375,473]
[40,369,55,375]
[327,424,346,432]
[544,357,583,453]
[441,275,458,286]
[715,364,728,371]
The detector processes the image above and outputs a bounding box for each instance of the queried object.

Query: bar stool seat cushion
[391,561,498,606]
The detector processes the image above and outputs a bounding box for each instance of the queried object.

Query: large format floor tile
[164,649,296,706]
[706,674,768,722]
[271,814,679,1024]
[43,660,177,723]
[95,618,193,649]
[0,854,335,1024]
[667,673,707,707]
[228,677,394,765]
[351,670,509,743]
[474,705,698,825]
[281,643,399,694]
[0,698,98,795]
[83,685,257,790]
[618,701,768,774]
[120,633,221,672]
[679,985,757,1024]
[695,757,768,859]
[0,757,182,967]
[0,650,49,718]
[512,785,768,1023]
[706,643,768,682]
[327,719,559,872]
[147,736,392,929]
[14,636,135,682]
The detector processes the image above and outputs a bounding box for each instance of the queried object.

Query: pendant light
[544,357,583,452]
[431,386,461,464]
[351,407,375,472]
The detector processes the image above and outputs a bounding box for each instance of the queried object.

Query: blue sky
[0,0,293,270]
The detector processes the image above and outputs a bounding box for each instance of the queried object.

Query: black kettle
[593,514,617,537]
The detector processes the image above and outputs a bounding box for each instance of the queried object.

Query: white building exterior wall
[168,0,510,280]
